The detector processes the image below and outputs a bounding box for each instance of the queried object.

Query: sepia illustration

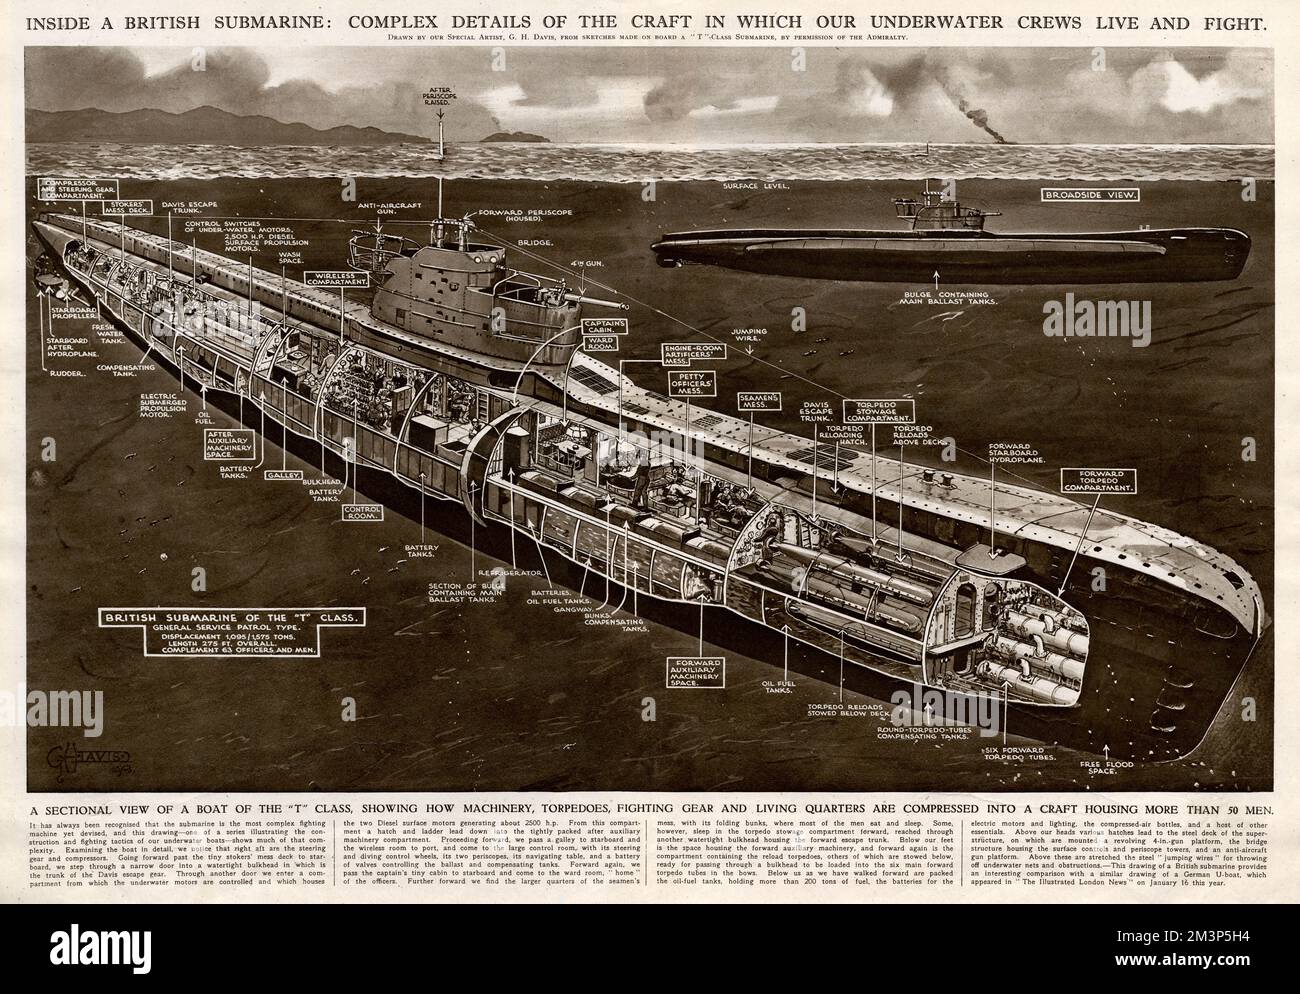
[24,44,1273,792]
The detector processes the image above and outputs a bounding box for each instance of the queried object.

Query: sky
[25,46,1274,144]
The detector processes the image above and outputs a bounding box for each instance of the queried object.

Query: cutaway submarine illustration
[32,202,1266,762]
[651,182,1251,284]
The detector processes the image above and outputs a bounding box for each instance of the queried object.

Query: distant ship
[651,182,1251,284]
[31,202,1266,763]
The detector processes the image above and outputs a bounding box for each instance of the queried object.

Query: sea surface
[27,141,1275,183]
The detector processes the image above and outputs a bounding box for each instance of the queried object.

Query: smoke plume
[946,93,1009,144]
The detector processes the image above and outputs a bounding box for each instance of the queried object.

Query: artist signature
[47,742,133,780]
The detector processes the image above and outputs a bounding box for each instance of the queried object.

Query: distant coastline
[480,131,551,143]
[26,106,430,147]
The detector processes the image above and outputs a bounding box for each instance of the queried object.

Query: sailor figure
[630,440,652,510]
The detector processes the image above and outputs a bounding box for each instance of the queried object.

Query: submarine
[651,182,1251,284]
[30,203,1267,764]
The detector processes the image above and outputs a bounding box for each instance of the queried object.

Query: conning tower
[350,216,625,367]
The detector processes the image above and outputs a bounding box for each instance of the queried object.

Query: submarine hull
[31,216,1264,767]
[652,227,1251,284]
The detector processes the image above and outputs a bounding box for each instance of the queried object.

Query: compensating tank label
[98,608,366,657]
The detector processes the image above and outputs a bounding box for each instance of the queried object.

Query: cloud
[836,63,896,117]
[25,47,501,140]
[24,46,1273,145]
[1143,52,1268,114]
[689,96,780,119]
[1050,49,1272,142]
[643,73,754,122]
[26,47,151,112]
[481,79,652,124]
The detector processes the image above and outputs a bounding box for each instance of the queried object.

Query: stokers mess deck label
[98,608,366,657]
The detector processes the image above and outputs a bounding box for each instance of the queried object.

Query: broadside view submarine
[32,203,1266,763]
[652,182,1251,284]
